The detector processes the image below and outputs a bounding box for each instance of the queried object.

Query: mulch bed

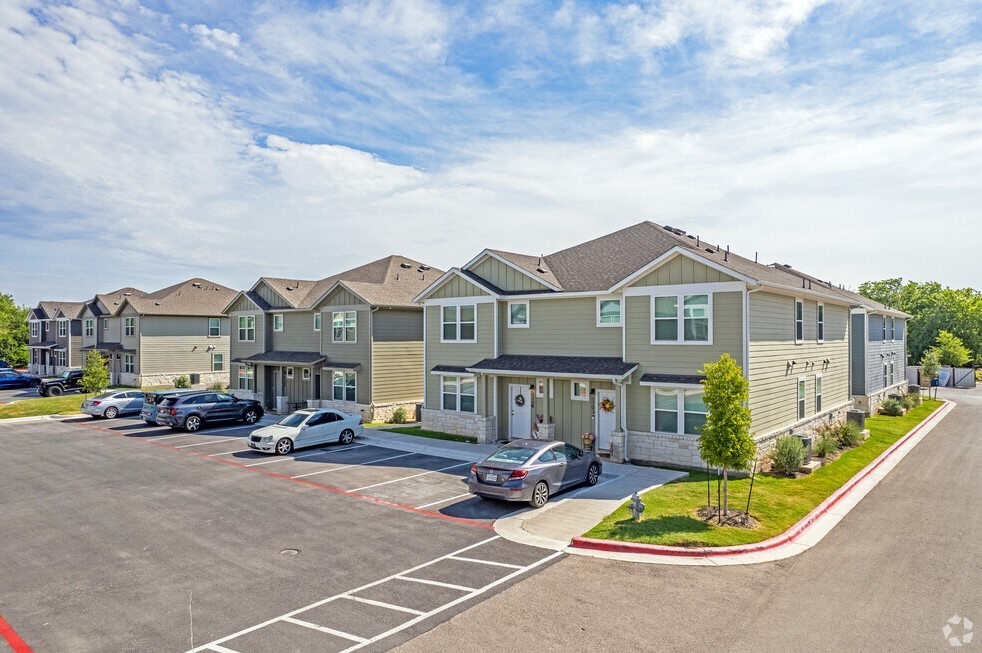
[696,506,760,529]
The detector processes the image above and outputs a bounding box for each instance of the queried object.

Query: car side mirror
[301,424,309,430]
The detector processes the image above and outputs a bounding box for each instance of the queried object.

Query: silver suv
[156,391,263,432]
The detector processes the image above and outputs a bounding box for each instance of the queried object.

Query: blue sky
[1,0,979,305]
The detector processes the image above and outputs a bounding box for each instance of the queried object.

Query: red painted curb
[0,614,34,653]
[571,401,951,557]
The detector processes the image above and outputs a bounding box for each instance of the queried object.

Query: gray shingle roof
[92,288,147,316]
[430,364,472,375]
[234,351,325,365]
[126,278,238,316]
[306,256,443,308]
[486,249,562,289]
[467,355,638,379]
[639,373,706,385]
[322,361,362,370]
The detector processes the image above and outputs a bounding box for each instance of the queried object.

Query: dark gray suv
[156,391,263,432]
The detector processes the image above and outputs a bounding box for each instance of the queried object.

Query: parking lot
[0,415,562,652]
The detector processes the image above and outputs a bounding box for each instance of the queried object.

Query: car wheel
[339,429,355,445]
[275,438,293,455]
[47,386,63,396]
[184,415,203,432]
[586,462,601,486]
[104,406,119,419]
[243,408,259,424]
[529,481,550,508]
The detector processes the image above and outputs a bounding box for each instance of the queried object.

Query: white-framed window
[44,321,49,333]
[535,378,546,398]
[124,317,135,337]
[84,319,94,337]
[208,318,220,337]
[441,305,476,342]
[313,313,321,332]
[273,314,284,332]
[597,297,622,327]
[571,380,589,401]
[57,350,67,367]
[212,353,224,372]
[650,388,707,435]
[238,316,255,342]
[440,375,475,412]
[285,366,294,379]
[508,301,529,328]
[332,311,357,343]
[817,304,825,343]
[31,321,39,338]
[794,299,804,343]
[815,374,823,413]
[237,365,254,390]
[797,378,806,420]
[881,316,887,342]
[890,317,896,341]
[883,362,888,388]
[58,321,67,337]
[103,319,109,331]
[889,361,895,385]
[123,353,134,373]
[302,367,310,381]
[333,371,357,402]
[652,294,711,344]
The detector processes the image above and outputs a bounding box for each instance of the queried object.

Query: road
[394,385,981,652]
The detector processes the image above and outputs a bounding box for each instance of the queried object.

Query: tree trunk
[722,468,729,517]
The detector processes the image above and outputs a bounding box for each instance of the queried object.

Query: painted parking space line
[203,645,239,653]
[175,437,242,449]
[145,433,194,441]
[208,448,254,457]
[446,555,524,570]
[291,453,415,479]
[243,444,370,467]
[349,462,471,493]
[281,617,367,644]
[414,493,472,510]
[395,576,477,593]
[341,595,425,616]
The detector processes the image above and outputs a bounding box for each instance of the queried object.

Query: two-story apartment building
[418,222,894,468]
[27,301,86,376]
[226,256,441,421]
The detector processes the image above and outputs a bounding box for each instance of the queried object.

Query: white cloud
[185,23,241,51]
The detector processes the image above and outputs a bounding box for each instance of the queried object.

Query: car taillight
[92,401,101,406]
[168,408,178,415]
[470,464,477,475]
[509,470,528,480]
[359,417,364,425]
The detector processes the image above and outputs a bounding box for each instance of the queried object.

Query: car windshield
[60,371,71,379]
[485,446,539,465]
[278,412,311,427]
[94,392,116,400]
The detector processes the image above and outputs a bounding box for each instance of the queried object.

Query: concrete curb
[569,400,954,565]
[0,414,75,424]
[358,427,497,463]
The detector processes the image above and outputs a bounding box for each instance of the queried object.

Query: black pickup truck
[37,369,85,396]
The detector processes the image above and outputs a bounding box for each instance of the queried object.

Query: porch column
[538,379,555,439]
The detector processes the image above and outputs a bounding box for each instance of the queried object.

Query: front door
[595,389,617,451]
[508,384,532,440]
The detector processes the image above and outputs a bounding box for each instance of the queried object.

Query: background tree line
[0,293,29,367]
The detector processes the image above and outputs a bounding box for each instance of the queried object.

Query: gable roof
[252,277,319,309]
[306,256,442,309]
[121,278,238,316]
[31,300,86,320]
[91,287,147,317]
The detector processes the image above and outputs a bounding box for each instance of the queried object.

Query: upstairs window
[313,313,321,332]
[208,318,220,337]
[332,311,357,342]
[508,301,529,328]
[124,317,135,337]
[652,294,711,344]
[238,316,255,342]
[58,321,67,337]
[817,304,825,342]
[84,319,94,337]
[881,316,887,342]
[273,314,284,332]
[441,305,476,342]
[103,319,109,331]
[31,322,39,338]
[597,298,621,327]
[794,299,804,343]
[890,317,896,341]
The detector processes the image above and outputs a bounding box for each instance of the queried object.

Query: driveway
[393,386,981,652]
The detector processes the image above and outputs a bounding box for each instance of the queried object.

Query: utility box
[189,373,201,385]
[846,409,866,430]
[795,434,813,464]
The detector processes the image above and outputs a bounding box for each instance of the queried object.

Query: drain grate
[280,548,300,556]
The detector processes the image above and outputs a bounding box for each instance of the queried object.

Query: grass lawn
[584,399,943,547]
[0,393,91,419]
[371,425,478,444]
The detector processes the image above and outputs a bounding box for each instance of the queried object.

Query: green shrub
[770,435,806,475]
[880,398,904,416]
[174,374,192,389]
[814,433,838,458]
[209,380,227,392]
[901,393,920,410]
[390,406,408,424]
[838,421,863,447]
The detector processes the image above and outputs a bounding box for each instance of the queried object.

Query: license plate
[485,473,498,482]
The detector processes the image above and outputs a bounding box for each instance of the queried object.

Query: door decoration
[514,394,525,407]
[600,397,615,413]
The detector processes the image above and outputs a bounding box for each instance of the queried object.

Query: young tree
[698,353,756,518]
[0,293,29,367]
[933,330,971,367]
[81,351,109,394]
[920,348,941,400]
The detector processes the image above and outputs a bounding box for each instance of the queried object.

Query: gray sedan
[81,390,146,419]
[468,439,602,508]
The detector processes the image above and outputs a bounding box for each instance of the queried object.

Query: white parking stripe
[395,576,476,593]
[243,444,369,467]
[281,617,367,643]
[205,645,242,653]
[208,449,252,457]
[146,433,192,441]
[414,493,472,510]
[175,437,241,449]
[290,453,415,479]
[349,462,470,492]
[341,595,425,616]
[446,556,524,570]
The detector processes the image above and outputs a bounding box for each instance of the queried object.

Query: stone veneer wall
[422,408,497,443]
[138,371,230,388]
[303,399,421,423]
[852,380,910,415]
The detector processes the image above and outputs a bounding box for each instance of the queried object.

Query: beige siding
[373,308,423,342]
[748,292,850,437]
[371,341,424,404]
[102,316,121,343]
[120,305,140,359]
[69,336,82,368]
[423,303,495,409]
[229,312,265,361]
[631,255,736,287]
[496,377,613,445]
[471,258,549,292]
[139,316,232,376]
[322,306,372,401]
[269,310,320,352]
[321,287,362,307]
[428,276,490,299]
[500,297,621,356]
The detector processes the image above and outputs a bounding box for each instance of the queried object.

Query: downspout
[369,306,379,412]
[615,378,629,463]
[421,304,427,419]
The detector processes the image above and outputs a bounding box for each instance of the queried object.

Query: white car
[248,409,364,455]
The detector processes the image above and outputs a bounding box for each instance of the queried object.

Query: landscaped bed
[370,424,478,444]
[583,399,943,548]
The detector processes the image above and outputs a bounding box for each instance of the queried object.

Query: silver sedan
[81,390,146,419]
[468,439,602,508]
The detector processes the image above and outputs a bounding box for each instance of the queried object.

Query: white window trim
[302,367,310,381]
[333,370,357,402]
[816,303,825,344]
[650,293,713,345]
[58,320,67,337]
[596,296,622,328]
[124,317,135,337]
[30,321,40,338]
[44,321,49,333]
[794,298,804,344]
[273,314,284,332]
[797,377,807,420]
[313,313,321,332]
[507,301,530,329]
[285,366,294,379]
[237,315,256,343]
[84,319,94,337]
[212,353,224,372]
[123,353,135,374]
[439,304,477,344]
[208,317,221,338]
[571,380,590,401]
[332,310,358,344]
[440,375,476,413]
[890,317,896,342]
[815,373,823,413]
[648,387,707,436]
[103,319,109,331]
[881,316,887,342]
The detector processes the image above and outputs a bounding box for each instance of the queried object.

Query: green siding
[500,298,620,356]
[229,312,266,361]
[472,257,549,292]
[373,308,423,342]
[269,310,320,352]
[495,377,613,445]
[321,306,372,401]
[372,341,424,404]
[423,303,494,408]
[630,256,736,287]
[321,286,362,308]
[254,281,290,308]
[228,295,262,313]
[428,276,490,299]
[139,316,232,376]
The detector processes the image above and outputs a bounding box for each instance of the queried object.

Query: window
[651,388,706,435]
[508,301,529,328]
[237,366,254,391]
[890,317,896,341]
[883,362,888,388]
[212,353,224,372]
[31,322,39,338]
[302,367,310,381]
[285,366,294,379]
[441,304,476,342]
[597,298,621,326]
[124,317,135,337]
[208,318,220,337]
[683,390,708,435]
[44,321,49,333]
[57,350,67,367]
[273,314,284,332]
[123,354,134,373]
[652,294,711,343]
[332,311,357,343]
[333,371,357,402]
[889,361,895,385]
[815,375,823,413]
[571,380,589,401]
[103,319,108,331]
[58,321,67,337]
[794,299,804,343]
[84,319,94,337]
[238,316,255,342]
[313,313,321,332]
[535,378,546,398]
[881,316,887,342]
[817,304,825,342]
[441,375,475,412]
[797,378,806,420]
[654,389,679,433]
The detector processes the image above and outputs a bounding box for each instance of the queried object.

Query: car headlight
[261,436,273,442]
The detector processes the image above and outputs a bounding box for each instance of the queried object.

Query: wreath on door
[600,398,615,413]
[514,394,525,407]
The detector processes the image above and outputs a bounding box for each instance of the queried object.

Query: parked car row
[0,368,86,395]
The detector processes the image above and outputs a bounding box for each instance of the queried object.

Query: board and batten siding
[101,316,122,344]
[320,305,372,403]
[747,292,849,438]
[496,377,613,445]
[372,341,424,404]
[373,308,424,342]
[427,276,490,300]
[471,257,550,292]
[850,312,867,395]
[253,282,291,308]
[320,287,362,308]
[499,297,620,357]
[120,305,140,363]
[630,255,736,287]
[139,316,231,375]
[423,302,494,411]
[268,310,320,353]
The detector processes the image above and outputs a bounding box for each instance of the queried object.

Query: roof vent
[400,262,412,269]
[418,265,430,271]
[705,248,715,254]
[663,225,686,236]
[123,292,131,296]
[192,282,202,288]
[783,263,792,268]
[155,302,161,306]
